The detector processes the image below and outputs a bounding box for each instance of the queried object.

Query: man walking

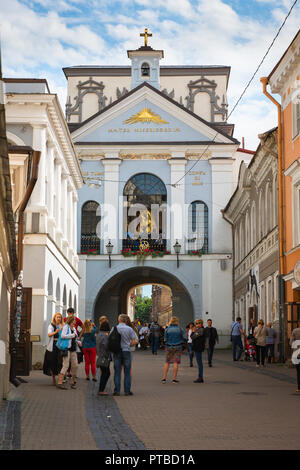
[112,314,137,396]
[205,319,219,367]
[150,319,161,355]
[231,317,244,361]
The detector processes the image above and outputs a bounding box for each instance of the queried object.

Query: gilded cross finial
[140,28,152,47]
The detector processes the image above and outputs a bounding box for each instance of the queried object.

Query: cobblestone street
[1,349,300,450]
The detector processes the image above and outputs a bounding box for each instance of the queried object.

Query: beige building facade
[223,128,279,350]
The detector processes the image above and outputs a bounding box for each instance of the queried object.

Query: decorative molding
[185,76,228,122]
[116,87,129,99]
[66,77,108,123]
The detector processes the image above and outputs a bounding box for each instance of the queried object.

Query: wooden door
[10,287,32,376]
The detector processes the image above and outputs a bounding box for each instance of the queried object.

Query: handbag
[56,327,70,351]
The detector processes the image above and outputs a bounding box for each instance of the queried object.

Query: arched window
[81,201,101,254]
[55,278,61,312]
[188,201,208,253]
[68,291,72,309]
[250,202,256,250]
[141,62,150,77]
[62,285,67,315]
[47,271,53,296]
[244,214,249,256]
[123,173,167,251]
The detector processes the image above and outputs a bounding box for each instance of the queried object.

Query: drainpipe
[260,77,285,362]
[10,150,40,386]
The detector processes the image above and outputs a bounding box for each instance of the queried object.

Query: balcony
[80,233,100,255]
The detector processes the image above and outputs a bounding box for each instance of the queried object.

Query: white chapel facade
[65,31,248,343]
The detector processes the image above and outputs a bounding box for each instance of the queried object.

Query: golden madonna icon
[124,107,168,125]
[139,240,150,251]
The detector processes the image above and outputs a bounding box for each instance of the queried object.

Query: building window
[293,101,300,139]
[187,201,208,253]
[81,201,101,254]
[141,62,150,77]
[123,173,167,251]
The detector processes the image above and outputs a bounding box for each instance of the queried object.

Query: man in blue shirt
[113,314,137,396]
[231,317,244,361]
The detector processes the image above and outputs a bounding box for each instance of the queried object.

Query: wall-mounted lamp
[173,240,181,268]
[106,240,113,268]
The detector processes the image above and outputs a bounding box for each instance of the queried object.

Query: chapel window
[81,201,101,254]
[123,173,167,252]
[187,201,208,253]
[141,62,150,77]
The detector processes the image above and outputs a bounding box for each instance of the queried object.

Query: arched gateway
[93,266,194,327]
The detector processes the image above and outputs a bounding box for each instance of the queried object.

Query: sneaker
[193,378,204,383]
[57,384,68,390]
[125,392,133,396]
[172,379,179,383]
[161,379,166,384]
[113,392,120,396]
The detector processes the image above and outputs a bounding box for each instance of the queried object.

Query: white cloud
[0,0,299,149]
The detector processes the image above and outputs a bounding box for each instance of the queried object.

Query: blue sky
[0,0,299,148]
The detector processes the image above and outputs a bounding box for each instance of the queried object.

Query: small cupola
[127,28,164,90]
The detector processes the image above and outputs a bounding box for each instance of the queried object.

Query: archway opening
[127,283,173,327]
[93,267,193,329]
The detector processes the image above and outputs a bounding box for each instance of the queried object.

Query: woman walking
[191,319,206,383]
[186,322,195,367]
[57,315,81,390]
[96,320,112,395]
[254,319,268,367]
[43,312,63,386]
[161,317,186,384]
[80,319,97,381]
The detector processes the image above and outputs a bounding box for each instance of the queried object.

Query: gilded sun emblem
[124,107,168,125]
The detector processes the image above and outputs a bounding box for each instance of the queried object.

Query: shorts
[165,347,182,364]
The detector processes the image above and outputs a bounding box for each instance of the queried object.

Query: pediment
[71,83,238,145]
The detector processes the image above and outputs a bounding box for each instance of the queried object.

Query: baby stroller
[244,335,256,361]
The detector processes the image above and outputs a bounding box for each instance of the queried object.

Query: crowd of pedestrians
[42,311,300,395]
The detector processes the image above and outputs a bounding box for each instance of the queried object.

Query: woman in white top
[42,312,63,386]
[57,315,82,390]
[186,322,195,367]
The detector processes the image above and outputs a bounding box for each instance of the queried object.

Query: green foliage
[135,295,152,324]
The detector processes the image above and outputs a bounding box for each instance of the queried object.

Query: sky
[0,0,299,149]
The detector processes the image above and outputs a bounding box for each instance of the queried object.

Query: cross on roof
[140,28,152,47]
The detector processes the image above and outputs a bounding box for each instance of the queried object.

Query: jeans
[152,336,159,354]
[188,343,194,365]
[256,345,266,365]
[113,351,132,394]
[266,344,275,363]
[207,344,215,365]
[99,365,110,392]
[232,335,243,361]
[195,351,203,379]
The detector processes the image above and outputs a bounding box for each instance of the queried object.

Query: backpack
[107,326,122,354]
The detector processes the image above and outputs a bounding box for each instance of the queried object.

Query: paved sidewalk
[0,349,299,450]
[114,349,300,450]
